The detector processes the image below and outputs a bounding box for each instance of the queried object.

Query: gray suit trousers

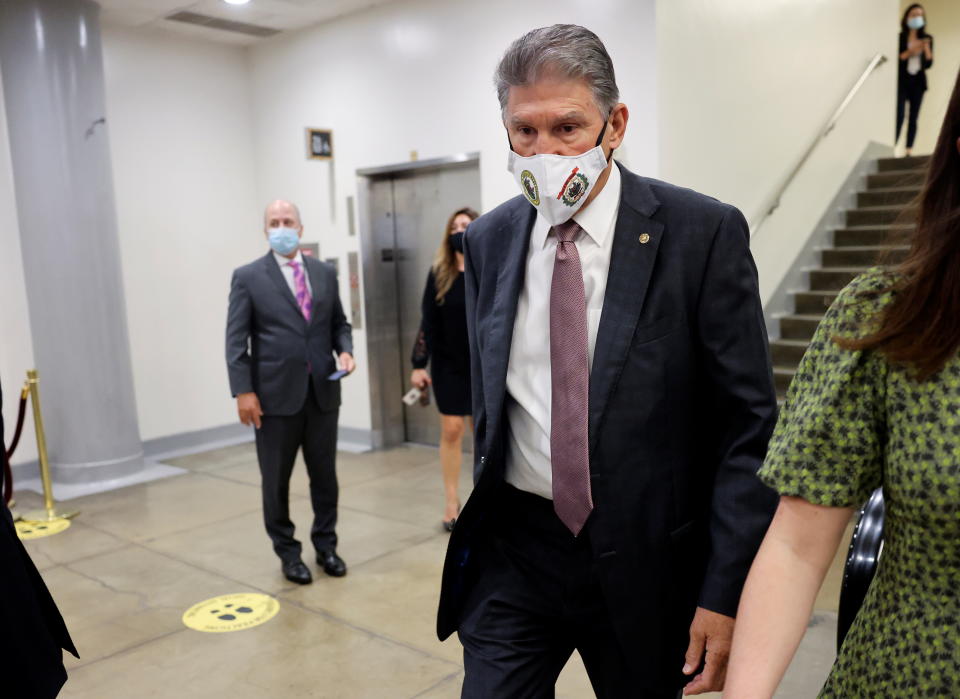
[255,381,339,561]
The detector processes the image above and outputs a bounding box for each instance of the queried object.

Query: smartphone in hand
[328,369,349,381]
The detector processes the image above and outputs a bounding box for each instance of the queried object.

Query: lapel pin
[639,233,651,244]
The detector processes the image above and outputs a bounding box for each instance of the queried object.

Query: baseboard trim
[142,423,256,462]
[142,422,375,460]
[9,421,373,490]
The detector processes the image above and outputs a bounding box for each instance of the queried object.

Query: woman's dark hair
[838,67,960,379]
[900,4,928,38]
[432,206,480,303]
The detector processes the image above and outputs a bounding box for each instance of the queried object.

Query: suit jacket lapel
[305,257,326,326]
[485,201,536,444]
[263,252,303,317]
[589,165,664,454]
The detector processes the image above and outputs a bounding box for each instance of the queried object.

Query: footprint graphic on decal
[210,603,255,621]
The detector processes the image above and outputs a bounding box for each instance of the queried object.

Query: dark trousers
[896,76,925,149]
[458,485,681,699]
[255,381,339,562]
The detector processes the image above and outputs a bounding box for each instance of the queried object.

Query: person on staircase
[897,3,934,157]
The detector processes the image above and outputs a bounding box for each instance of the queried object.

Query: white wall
[3,0,910,460]
[248,0,659,431]
[4,3,656,460]
[899,0,960,155]
[0,71,38,465]
[101,27,262,443]
[658,0,899,304]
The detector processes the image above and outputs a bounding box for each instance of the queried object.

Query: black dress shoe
[317,550,347,577]
[282,559,313,584]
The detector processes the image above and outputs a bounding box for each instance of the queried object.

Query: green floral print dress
[759,268,960,697]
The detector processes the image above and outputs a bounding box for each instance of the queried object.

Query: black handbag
[837,487,885,651]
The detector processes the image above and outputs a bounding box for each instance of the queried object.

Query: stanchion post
[22,369,77,522]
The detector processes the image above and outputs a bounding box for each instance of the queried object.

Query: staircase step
[773,367,797,394]
[810,267,866,291]
[771,339,809,366]
[857,187,920,207]
[834,226,911,247]
[867,170,925,189]
[822,246,908,267]
[794,290,839,314]
[780,315,824,341]
[875,155,930,172]
[846,206,916,226]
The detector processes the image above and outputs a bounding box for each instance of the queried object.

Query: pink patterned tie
[550,220,593,536]
[288,260,312,322]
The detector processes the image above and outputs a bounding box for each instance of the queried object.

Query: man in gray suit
[226,199,355,584]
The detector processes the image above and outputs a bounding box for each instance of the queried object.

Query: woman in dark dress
[411,207,478,531]
[897,4,934,156]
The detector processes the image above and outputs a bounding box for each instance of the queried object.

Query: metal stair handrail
[750,53,888,238]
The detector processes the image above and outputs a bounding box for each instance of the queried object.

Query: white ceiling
[97,0,401,46]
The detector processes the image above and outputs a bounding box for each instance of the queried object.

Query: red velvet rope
[3,392,28,505]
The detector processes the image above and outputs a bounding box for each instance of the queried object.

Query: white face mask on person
[507,123,610,226]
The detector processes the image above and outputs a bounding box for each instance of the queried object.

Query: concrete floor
[15,443,849,698]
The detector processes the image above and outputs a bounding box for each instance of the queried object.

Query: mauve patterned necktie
[288,260,312,322]
[550,219,593,536]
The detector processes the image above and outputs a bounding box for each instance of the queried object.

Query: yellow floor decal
[16,517,71,540]
[182,593,279,633]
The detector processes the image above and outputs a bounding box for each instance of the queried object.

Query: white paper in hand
[402,388,422,406]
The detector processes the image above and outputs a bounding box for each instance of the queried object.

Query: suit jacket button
[639,233,651,244]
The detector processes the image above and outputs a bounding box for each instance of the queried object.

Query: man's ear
[608,103,629,150]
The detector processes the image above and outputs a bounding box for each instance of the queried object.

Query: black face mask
[449,232,465,253]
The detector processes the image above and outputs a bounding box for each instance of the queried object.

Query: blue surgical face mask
[268,226,300,255]
[907,15,925,30]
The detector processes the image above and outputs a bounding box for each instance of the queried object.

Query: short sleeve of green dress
[760,268,960,697]
[759,270,889,508]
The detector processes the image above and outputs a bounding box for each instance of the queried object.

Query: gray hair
[494,24,619,119]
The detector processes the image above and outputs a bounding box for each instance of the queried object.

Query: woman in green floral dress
[725,67,960,698]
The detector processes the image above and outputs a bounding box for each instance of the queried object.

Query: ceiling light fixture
[223,0,251,5]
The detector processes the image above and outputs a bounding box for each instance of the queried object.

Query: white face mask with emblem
[507,131,609,226]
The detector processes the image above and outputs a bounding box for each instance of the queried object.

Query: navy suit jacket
[226,253,353,415]
[437,162,779,690]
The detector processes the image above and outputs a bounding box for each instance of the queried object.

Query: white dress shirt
[505,163,622,499]
[273,250,312,297]
[907,53,922,75]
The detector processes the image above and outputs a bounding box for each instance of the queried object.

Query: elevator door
[368,162,480,447]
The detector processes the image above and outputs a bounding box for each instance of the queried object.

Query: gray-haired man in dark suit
[438,25,778,697]
[226,199,355,585]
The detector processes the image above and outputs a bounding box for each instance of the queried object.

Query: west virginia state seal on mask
[520,170,540,206]
[559,169,589,207]
[507,143,607,226]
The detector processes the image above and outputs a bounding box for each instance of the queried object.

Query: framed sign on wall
[306,128,333,160]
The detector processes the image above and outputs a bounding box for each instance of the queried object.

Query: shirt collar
[273,249,304,268]
[533,161,621,249]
